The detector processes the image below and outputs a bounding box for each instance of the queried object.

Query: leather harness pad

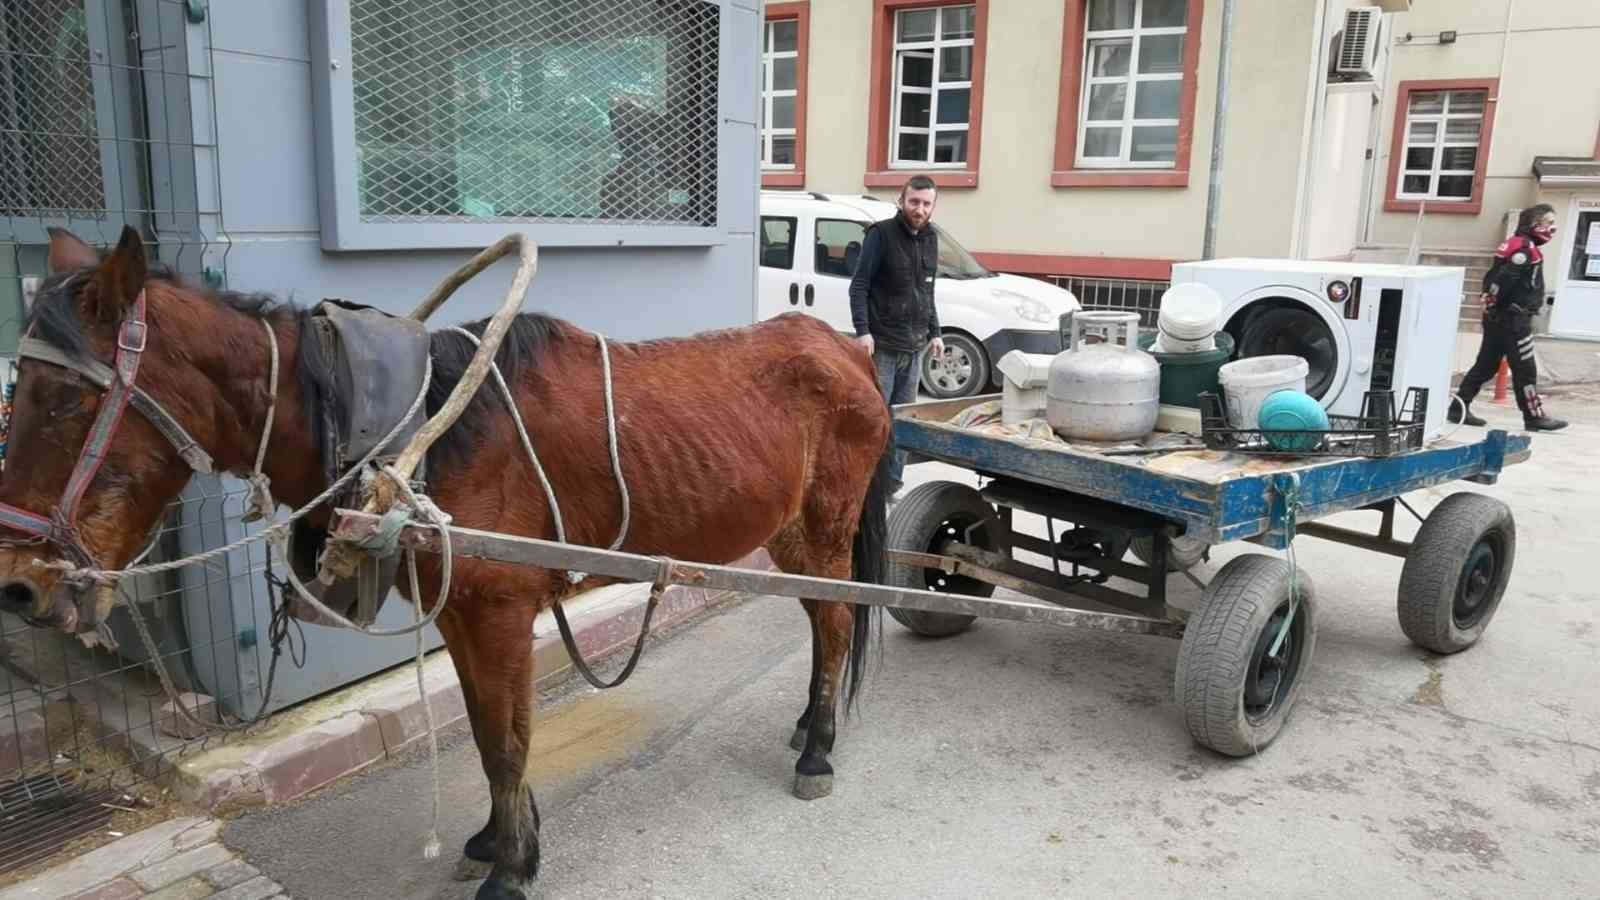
[287,300,431,627]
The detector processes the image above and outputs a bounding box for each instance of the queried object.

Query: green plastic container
[1136,331,1236,409]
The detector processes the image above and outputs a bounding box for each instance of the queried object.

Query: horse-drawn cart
[330,391,1530,759]
[881,394,1531,755]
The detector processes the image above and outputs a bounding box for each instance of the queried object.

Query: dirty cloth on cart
[944,401,1200,458]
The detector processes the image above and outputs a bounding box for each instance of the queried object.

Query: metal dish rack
[1197,388,1430,458]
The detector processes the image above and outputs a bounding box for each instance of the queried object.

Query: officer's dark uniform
[1451,210,1567,432]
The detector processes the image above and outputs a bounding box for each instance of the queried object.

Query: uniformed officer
[1449,203,1568,432]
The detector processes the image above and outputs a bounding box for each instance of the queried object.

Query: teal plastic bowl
[1257,390,1329,452]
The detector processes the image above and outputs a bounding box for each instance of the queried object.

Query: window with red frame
[761,18,801,171]
[1395,89,1488,202]
[1074,0,1188,168]
[888,4,977,168]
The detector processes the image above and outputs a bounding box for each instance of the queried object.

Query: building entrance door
[1549,196,1600,341]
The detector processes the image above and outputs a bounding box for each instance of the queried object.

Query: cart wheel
[885,481,1002,637]
[1397,492,1515,655]
[1129,534,1210,572]
[1175,554,1318,757]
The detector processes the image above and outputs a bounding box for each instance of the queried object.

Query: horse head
[0,226,306,633]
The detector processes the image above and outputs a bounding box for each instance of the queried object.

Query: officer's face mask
[1530,217,1557,245]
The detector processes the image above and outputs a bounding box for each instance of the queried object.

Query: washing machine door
[1223,286,1351,405]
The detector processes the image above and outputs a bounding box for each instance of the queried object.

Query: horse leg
[789,605,822,752]
[453,601,542,900]
[436,609,536,882]
[793,589,855,800]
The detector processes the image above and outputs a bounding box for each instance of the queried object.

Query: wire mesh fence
[351,0,721,226]
[0,0,256,872]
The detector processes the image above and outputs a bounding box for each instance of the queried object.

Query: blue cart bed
[893,396,1532,549]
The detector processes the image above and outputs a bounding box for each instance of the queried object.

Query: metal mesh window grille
[351,0,720,227]
[0,0,107,215]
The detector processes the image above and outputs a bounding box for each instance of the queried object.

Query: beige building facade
[1358,2,1600,339]
[758,0,1600,336]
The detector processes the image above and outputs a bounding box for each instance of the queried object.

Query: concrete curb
[173,551,772,812]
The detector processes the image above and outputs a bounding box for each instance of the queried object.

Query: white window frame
[1075,0,1186,169]
[889,5,975,169]
[1396,89,1486,203]
[761,19,799,171]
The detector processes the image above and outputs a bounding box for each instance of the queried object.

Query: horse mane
[424,314,566,467]
[25,266,288,361]
[25,265,568,475]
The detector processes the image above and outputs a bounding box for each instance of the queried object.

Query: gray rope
[270,472,456,639]
[445,328,631,581]
[36,357,435,587]
[447,327,568,542]
[410,545,443,860]
[245,319,280,523]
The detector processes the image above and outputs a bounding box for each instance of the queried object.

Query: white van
[758,191,1079,398]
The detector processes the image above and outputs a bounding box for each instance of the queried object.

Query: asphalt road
[222,387,1600,899]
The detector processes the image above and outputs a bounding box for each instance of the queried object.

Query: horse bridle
[0,290,215,568]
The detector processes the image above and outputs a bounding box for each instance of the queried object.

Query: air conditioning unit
[1335,7,1382,78]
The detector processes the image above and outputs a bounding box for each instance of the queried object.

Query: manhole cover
[0,776,117,874]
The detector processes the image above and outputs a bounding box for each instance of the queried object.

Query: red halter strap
[0,291,150,567]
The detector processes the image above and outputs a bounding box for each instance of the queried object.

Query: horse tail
[844,430,892,714]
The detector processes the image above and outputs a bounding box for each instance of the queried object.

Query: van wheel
[921,332,990,399]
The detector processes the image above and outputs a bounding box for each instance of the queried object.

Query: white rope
[597,333,631,552]
[445,328,631,583]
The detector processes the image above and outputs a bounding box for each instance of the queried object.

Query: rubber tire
[885,481,1000,637]
[920,331,991,400]
[1129,534,1210,572]
[1175,554,1319,758]
[1398,492,1516,655]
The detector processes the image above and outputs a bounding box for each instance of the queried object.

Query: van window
[760,216,796,269]
[934,225,994,279]
[816,219,867,278]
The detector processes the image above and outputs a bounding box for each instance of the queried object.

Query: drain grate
[0,775,117,875]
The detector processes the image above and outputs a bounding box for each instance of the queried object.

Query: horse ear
[46,227,100,274]
[84,226,147,326]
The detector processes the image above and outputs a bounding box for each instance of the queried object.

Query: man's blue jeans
[872,348,923,491]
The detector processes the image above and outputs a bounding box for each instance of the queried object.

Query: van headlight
[1014,295,1054,324]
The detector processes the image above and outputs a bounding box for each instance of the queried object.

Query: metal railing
[1045,275,1171,330]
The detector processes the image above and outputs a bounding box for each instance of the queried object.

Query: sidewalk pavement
[1454,332,1600,386]
[0,553,771,899]
[0,817,284,900]
[174,552,767,813]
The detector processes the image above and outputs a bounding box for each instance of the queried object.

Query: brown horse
[0,227,893,899]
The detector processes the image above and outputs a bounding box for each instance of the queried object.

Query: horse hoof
[793,772,834,800]
[455,855,494,882]
[475,877,530,899]
[789,727,807,752]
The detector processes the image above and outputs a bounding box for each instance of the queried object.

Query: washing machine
[1168,258,1464,441]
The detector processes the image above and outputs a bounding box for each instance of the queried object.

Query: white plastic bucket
[1154,283,1223,354]
[1218,355,1310,429]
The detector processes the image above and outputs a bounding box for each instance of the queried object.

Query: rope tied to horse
[444,326,661,691]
